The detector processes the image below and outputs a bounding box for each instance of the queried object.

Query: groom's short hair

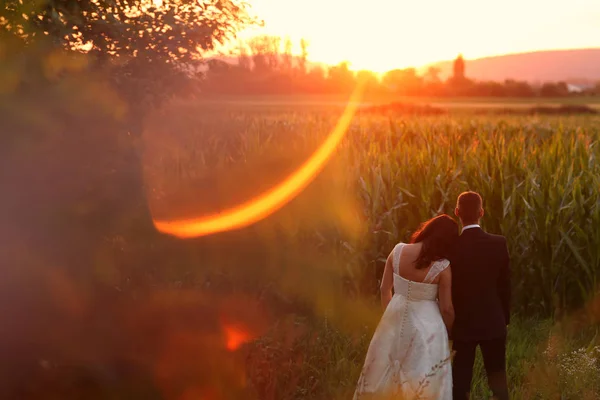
[457,191,482,223]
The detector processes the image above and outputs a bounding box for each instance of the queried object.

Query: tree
[327,61,355,93]
[1,0,254,62]
[281,36,294,73]
[452,54,466,81]
[446,54,472,95]
[248,35,282,73]
[474,81,506,97]
[424,66,441,83]
[503,79,535,97]
[382,68,423,95]
[304,65,327,93]
[237,41,252,71]
[299,38,309,74]
[1,0,257,126]
[540,81,569,97]
[422,66,444,96]
[355,70,381,95]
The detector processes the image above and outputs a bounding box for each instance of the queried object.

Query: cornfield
[139,108,600,399]
[145,107,600,317]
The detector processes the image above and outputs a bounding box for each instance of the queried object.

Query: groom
[449,191,511,400]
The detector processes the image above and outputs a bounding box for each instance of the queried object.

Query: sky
[235,0,600,72]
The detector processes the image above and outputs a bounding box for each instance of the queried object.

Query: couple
[354,192,511,400]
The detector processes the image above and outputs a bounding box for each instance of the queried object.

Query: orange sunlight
[151,78,366,238]
[239,0,600,72]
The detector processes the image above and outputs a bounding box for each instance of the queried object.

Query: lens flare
[151,79,366,238]
[224,325,251,351]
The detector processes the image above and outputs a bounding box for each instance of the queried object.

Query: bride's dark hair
[410,214,458,269]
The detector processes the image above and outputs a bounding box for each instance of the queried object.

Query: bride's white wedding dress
[354,243,452,399]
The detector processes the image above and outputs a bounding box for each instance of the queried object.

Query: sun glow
[238,0,600,72]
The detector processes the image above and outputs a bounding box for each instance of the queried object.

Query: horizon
[235,0,600,72]
[213,46,600,75]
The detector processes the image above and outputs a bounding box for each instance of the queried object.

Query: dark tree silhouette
[540,81,569,97]
[453,54,466,81]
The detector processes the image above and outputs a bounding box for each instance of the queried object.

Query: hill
[425,49,600,83]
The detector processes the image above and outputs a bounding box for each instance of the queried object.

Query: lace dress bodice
[391,243,450,301]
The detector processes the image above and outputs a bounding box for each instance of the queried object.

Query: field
[3,95,600,399]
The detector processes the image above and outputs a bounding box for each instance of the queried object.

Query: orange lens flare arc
[151,80,366,239]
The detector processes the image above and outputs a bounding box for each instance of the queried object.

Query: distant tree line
[200,37,600,98]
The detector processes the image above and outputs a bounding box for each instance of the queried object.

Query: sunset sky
[236,0,600,72]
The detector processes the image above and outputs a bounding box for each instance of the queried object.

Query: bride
[354,214,458,400]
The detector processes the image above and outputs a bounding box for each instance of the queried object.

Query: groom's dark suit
[449,225,511,399]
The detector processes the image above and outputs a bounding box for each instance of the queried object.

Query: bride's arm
[380,254,393,310]
[438,267,455,334]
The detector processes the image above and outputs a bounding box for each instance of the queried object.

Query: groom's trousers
[452,336,508,400]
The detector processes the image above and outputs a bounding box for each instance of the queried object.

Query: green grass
[246,315,599,399]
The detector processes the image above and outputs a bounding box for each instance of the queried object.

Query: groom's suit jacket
[449,226,511,341]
